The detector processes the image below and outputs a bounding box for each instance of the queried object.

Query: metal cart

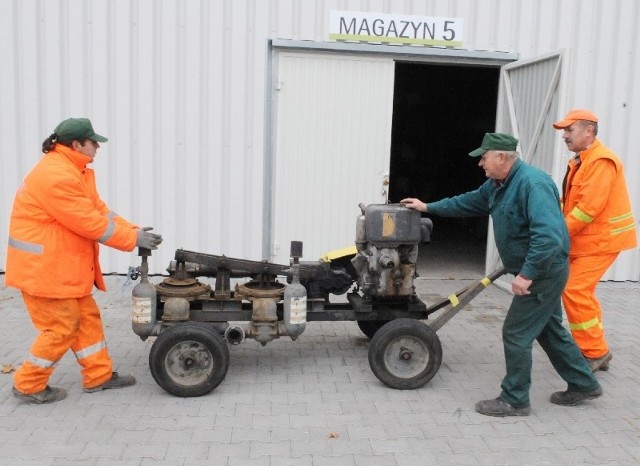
[130,203,505,397]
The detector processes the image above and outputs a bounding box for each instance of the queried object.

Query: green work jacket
[428,158,569,280]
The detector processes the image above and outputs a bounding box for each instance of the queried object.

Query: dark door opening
[388,62,500,278]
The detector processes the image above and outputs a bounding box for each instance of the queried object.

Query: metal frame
[164,248,505,326]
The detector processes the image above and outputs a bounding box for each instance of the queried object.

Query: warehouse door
[486,51,564,275]
[270,53,394,264]
[387,62,500,279]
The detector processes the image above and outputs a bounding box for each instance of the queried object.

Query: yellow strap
[481,277,491,286]
[448,294,459,306]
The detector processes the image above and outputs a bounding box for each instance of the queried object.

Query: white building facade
[1,0,638,280]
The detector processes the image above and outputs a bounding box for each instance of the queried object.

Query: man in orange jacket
[6,118,163,404]
[554,109,637,372]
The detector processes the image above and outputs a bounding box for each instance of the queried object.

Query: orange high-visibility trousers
[562,253,618,359]
[14,292,113,394]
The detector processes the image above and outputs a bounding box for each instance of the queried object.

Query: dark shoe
[84,372,136,393]
[475,397,530,417]
[586,352,612,372]
[13,385,67,404]
[550,386,602,406]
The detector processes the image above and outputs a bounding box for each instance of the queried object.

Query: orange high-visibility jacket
[562,139,637,256]
[6,144,138,298]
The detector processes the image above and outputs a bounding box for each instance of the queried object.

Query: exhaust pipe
[224,325,245,345]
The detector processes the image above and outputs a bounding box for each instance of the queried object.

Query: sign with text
[329,10,463,48]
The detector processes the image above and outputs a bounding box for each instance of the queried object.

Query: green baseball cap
[469,133,518,157]
[54,118,108,143]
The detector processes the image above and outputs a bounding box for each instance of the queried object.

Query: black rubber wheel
[368,318,442,390]
[356,320,391,339]
[149,322,230,397]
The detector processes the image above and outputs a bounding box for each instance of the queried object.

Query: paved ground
[1,271,639,465]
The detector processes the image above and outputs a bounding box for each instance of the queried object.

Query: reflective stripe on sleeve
[611,223,636,235]
[609,212,634,223]
[8,237,44,254]
[570,206,594,223]
[97,219,116,243]
[609,212,636,235]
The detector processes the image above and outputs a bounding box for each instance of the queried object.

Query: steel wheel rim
[383,335,429,378]
[164,340,214,386]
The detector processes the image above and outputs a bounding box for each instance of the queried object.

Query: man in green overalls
[401,133,601,417]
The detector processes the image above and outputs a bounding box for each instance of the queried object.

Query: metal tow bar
[428,267,507,332]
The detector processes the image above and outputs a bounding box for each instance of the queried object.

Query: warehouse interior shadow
[388,61,500,278]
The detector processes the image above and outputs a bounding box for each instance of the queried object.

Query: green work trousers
[499,268,600,408]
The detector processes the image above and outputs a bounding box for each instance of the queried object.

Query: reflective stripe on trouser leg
[71,295,113,389]
[562,253,618,359]
[14,293,82,394]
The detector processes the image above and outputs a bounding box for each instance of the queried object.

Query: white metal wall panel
[1,0,639,279]
[0,0,267,274]
[271,52,394,264]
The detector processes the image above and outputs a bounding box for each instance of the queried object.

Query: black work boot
[550,386,602,406]
[13,386,67,404]
[84,372,136,393]
[475,397,530,417]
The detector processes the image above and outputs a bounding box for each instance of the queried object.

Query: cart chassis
[131,203,506,397]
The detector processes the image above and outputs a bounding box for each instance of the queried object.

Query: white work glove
[136,227,163,250]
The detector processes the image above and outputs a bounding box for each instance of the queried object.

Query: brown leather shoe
[84,372,136,393]
[13,386,67,404]
[586,352,612,372]
[475,397,530,417]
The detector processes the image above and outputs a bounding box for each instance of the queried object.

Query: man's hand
[400,198,427,212]
[512,274,532,296]
[136,227,163,250]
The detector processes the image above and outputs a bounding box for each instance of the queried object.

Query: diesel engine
[351,203,432,300]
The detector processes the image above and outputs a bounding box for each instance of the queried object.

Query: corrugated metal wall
[0,0,269,274]
[2,0,639,279]
[271,53,394,265]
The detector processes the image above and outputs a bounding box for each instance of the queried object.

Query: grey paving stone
[265,456,312,466]
[79,442,126,459]
[369,438,413,455]
[249,440,291,458]
[312,454,356,466]
[329,437,373,455]
[1,275,639,466]
[95,460,142,466]
[290,438,332,457]
[206,440,251,459]
[269,426,311,442]
[121,442,168,460]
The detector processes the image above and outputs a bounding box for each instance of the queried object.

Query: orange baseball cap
[553,109,598,129]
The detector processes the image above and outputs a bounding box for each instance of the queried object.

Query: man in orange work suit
[6,118,163,404]
[553,109,637,372]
